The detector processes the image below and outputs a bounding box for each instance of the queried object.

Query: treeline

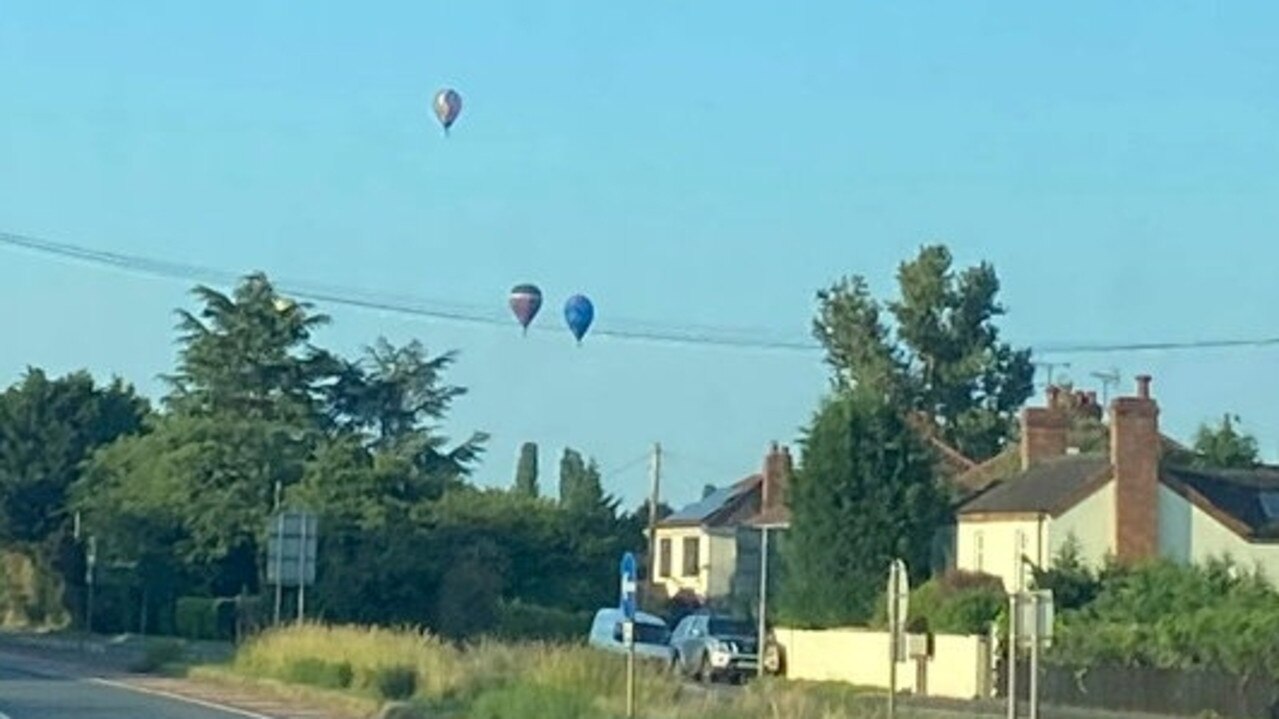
[0,273,646,639]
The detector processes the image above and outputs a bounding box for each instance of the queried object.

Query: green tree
[0,368,150,543]
[1191,414,1260,469]
[164,273,338,427]
[780,388,950,626]
[558,448,604,513]
[77,414,311,595]
[513,442,539,497]
[78,275,329,596]
[813,244,1034,461]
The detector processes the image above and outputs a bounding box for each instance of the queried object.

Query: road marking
[87,678,277,719]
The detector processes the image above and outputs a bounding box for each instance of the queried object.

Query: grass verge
[202,623,893,718]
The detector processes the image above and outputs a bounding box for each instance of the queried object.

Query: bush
[175,596,237,640]
[872,569,1004,635]
[371,664,417,700]
[1048,558,1279,677]
[283,657,354,690]
[490,601,590,644]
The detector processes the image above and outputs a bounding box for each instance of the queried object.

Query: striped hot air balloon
[509,284,543,335]
[433,88,462,135]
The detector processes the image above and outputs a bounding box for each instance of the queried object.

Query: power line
[3,229,1279,357]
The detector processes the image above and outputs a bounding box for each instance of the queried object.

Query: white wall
[1050,480,1115,567]
[652,527,709,599]
[955,518,1044,592]
[1158,485,1279,582]
[774,627,989,700]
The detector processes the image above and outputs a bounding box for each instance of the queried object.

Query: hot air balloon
[563,294,594,344]
[433,88,462,135]
[509,284,543,335]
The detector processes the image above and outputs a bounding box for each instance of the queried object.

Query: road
[0,653,253,719]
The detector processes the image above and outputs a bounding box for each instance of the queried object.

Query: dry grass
[214,623,895,718]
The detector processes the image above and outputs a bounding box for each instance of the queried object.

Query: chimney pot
[1136,374,1152,399]
[1047,385,1061,406]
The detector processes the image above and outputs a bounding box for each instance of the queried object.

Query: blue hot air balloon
[433,88,462,135]
[563,294,594,344]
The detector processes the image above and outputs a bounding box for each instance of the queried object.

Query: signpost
[620,551,638,719]
[266,510,319,625]
[1007,589,1054,719]
[886,558,909,719]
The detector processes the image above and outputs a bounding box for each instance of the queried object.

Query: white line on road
[86,678,277,719]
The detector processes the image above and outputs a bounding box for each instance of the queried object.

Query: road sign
[1015,589,1055,647]
[266,511,318,587]
[887,558,910,659]
[619,551,638,621]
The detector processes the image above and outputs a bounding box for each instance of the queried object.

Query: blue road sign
[620,551,638,620]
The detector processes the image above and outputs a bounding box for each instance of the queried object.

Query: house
[955,374,1279,591]
[650,443,792,607]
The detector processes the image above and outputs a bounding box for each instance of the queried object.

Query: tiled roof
[1163,464,1279,540]
[659,475,761,528]
[958,455,1111,515]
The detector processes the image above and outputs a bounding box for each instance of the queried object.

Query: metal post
[273,513,284,626]
[647,442,662,584]
[888,559,897,719]
[86,536,97,632]
[1029,593,1040,719]
[297,513,307,624]
[1007,593,1018,719]
[757,526,770,678]
[626,622,636,718]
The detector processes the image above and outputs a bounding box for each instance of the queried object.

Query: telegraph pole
[646,442,662,587]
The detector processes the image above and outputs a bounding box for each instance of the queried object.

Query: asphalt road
[0,654,250,719]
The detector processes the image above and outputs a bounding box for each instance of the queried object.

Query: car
[668,613,760,684]
[587,608,674,663]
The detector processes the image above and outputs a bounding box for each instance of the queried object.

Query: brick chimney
[761,442,791,512]
[1020,385,1069,470]
[1111,374,1160,563]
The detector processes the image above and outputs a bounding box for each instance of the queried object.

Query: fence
[995,659,1279,719]
[775,626,991,700]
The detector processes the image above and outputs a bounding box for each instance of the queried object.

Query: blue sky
[2,2,1277,508]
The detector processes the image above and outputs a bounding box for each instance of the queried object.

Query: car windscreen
[708,619,754,637]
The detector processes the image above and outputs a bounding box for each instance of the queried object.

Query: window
[658,538,672,578]
[974,530,985,571]
[682,537,700,577]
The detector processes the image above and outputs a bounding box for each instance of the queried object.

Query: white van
[587,608,673,663]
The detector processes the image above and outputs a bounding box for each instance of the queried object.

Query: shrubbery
[872,569,1005,635]
[175,596,238,640]
[490,600,590,643]
[1046,556,1279,677]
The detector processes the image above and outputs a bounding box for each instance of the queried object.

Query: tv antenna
[1091,368,1120,405]
[1034,361,1071,387]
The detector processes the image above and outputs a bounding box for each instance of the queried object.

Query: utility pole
[647,442,662,590]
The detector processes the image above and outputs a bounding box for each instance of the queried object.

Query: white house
[956,375,1279,590]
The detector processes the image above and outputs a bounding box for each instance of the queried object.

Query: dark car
[668,613,759,683]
